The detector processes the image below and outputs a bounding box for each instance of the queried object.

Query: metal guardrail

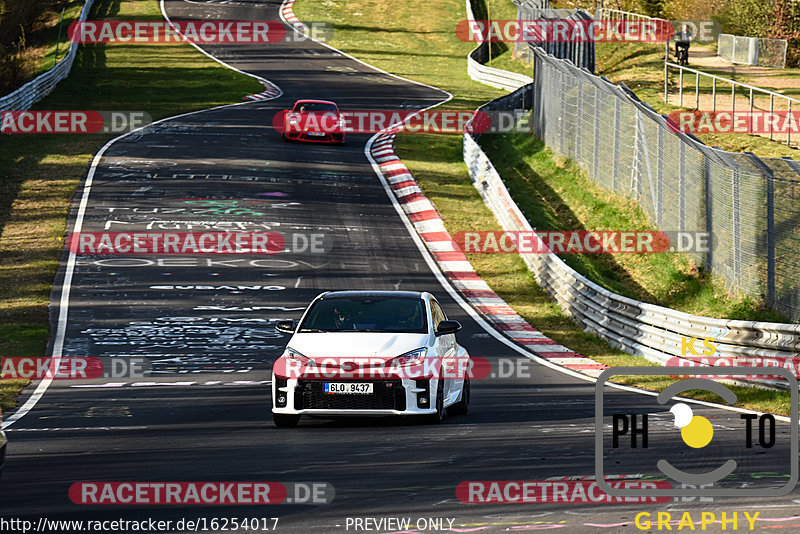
[465,0,532,91]
[463,89,800,387]
[665,61,800,147]
[0,0,95,113]
[595,7,661,27]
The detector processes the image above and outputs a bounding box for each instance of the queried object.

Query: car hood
[287,332,430,362]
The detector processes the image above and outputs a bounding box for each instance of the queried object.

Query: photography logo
[595,367,798,497]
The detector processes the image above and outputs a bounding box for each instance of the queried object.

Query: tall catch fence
[513,0,595,71]
[464,84,800,387]
[530,47,800,322]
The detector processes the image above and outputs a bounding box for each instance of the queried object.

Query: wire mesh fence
[513,0,596,72]
[530,47,800,321]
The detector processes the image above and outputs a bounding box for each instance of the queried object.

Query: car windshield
[299,297,428,333]
[294,102,338,113]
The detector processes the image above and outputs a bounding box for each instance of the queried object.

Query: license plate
[307,131,325,137]
[324,382,373,394]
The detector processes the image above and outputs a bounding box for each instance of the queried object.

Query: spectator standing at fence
[675,24,693,66]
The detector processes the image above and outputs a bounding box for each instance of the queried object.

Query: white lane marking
[294,276,303,288]
[7,426,149,432]
[71,380,271,389]
[1,5,284,431]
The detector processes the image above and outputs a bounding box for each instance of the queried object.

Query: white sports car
[271,291,471,427]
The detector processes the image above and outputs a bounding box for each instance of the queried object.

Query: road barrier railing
[0,0,95,113]
[465,0,532,91]
[463,82,800,388]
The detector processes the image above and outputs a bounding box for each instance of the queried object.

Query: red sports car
[281,99,345,144]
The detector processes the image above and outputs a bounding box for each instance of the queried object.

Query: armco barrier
[465,0,532,91]
[464,86,800,388]
[0,1,95,113]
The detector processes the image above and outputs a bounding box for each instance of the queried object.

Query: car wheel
[273,413,300,428]
[446,378,470,416]
[424,380,446,424]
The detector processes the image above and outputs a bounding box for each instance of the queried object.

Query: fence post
[576,80,583,160]
[559,70,566,155]
[612,98,621,190]
[53,7,66,69]
[695,71,699,109]
[703,153,713,270]
[788,100,792,147]
[712,77,716,112]
[679,141,686,233]
[769,94,774,140]
[679,68,684,107]
[594,86,601,180]
[746,153,776,307]
[657,126,664,227]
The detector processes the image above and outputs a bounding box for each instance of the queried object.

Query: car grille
[294,380,406,411]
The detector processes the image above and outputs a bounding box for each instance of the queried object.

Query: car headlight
[390,347,428,367]
[283,348,314,366]
[288,118,299,126]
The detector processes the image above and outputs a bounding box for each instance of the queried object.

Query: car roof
[294,99,337,105]
[318,290,425,300]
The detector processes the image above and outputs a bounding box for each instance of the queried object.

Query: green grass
[292,0,792,414]
[479,133,788,322]
[33,0,88,77]
[0,0,262,411]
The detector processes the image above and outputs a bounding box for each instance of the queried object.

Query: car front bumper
[284,131,344,143]
[271,377,439,416]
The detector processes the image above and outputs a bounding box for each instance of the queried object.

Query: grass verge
[292,0,793,414]
[0,0,262,411]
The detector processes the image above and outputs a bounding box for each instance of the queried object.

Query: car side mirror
[435,320,462,336]
[276,320,297,335]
